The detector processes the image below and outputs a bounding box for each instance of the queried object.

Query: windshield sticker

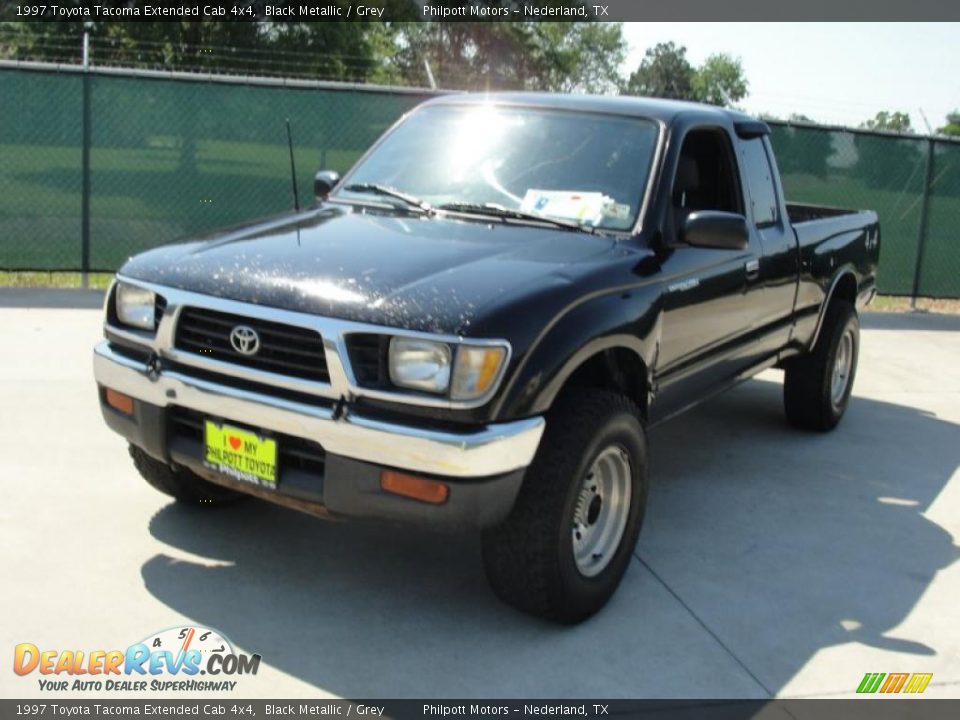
[521,190,614,225]
[603,202,631,221]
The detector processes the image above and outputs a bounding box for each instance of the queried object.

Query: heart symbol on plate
[228,436,241,450]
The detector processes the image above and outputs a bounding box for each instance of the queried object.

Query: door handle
[745,259,760,280]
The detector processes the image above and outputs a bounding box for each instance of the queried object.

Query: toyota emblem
[229,325,260,356]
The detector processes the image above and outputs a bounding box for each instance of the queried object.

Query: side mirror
[314,170,341,201]
[682,211,749,250]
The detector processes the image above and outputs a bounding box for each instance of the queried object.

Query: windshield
[337,104,660,232]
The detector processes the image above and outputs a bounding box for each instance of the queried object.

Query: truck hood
[120,204,617,334]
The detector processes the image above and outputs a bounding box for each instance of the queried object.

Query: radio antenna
[285,119,300,212]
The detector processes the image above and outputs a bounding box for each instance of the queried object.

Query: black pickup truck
[94,93,879,623]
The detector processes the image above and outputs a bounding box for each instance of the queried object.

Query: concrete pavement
[1,299,957,699]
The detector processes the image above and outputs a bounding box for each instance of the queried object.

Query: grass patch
[869,295,960,314]
[0,272,114,289]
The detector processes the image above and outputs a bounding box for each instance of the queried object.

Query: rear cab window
[739,138,780,227]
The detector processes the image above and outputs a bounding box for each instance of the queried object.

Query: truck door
[653,126,766,420]
[737,135,799,353]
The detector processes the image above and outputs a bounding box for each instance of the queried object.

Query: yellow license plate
[204,421,277,486]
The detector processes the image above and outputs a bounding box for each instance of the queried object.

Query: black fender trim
[808,268,859,350]
[531,334,654,418]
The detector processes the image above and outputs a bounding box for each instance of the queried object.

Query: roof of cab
[421,91,759,125]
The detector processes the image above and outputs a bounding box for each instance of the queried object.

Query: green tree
[389,21,626,93]
[1,14,626,92]
[0,18,397,83]
[622,41,694,100]
[259,22,402,83]
[861,111,913,133]
[530,22,627,94]
[691,53,748,106]
[938,111,960,137]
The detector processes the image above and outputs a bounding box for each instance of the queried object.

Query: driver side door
[651,126,766,422]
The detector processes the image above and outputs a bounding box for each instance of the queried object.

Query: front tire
[481,389,648,624]
[129,445,247,506]
[784,300,860,431]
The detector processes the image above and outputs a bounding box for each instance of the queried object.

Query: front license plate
[204,421,277,487]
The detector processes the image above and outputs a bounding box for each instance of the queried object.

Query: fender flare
[808,268,858,350]
[491,282,662,420]
[531,334,655,417]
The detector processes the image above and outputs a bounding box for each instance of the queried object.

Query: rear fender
[808,269,858,350]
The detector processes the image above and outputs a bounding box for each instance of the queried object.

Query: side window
[672,128,743,222]
[739,138,779,226]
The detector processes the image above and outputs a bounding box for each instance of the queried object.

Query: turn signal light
[105,388,134,416]
[380,471,449,505]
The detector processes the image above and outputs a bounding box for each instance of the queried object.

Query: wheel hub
[587,495,602,525]
[831,328,854,406]
[572,445,632,577]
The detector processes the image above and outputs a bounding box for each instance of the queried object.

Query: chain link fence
[768,122,960,298]
[2,62,959,297]
[1,63,432,272]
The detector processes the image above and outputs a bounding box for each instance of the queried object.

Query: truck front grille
[345,333,389,387]
[174,306,330,383]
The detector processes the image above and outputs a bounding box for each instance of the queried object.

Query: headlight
[451,345,507,401]
[115,282,157,330]
[389,338,452,394]
[386,337,508,401]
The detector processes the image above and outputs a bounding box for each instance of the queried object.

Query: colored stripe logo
[857,672,933,694]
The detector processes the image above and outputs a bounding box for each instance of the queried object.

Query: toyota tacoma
[94,94,880,623]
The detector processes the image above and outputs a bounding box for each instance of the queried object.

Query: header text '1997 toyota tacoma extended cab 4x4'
[95,94,879,623]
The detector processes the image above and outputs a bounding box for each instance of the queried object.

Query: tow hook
[145,352,162,381]
[331,395,348,421]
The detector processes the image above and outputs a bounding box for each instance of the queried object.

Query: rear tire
[783,300,859,431]
[481,388,648,624]
[129,445,247,506]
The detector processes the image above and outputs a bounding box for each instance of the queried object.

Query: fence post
[80,30,92,289]
[910,137,936,307]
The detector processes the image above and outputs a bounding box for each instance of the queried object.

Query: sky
[621,23,960,130]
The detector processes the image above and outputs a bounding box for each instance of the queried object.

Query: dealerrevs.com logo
[13,626,260,693]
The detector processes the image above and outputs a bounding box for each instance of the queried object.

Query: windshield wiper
[437,202,596,234]
[342,183,432,213]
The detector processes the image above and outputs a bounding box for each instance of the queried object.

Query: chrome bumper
[93,341,544,478]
